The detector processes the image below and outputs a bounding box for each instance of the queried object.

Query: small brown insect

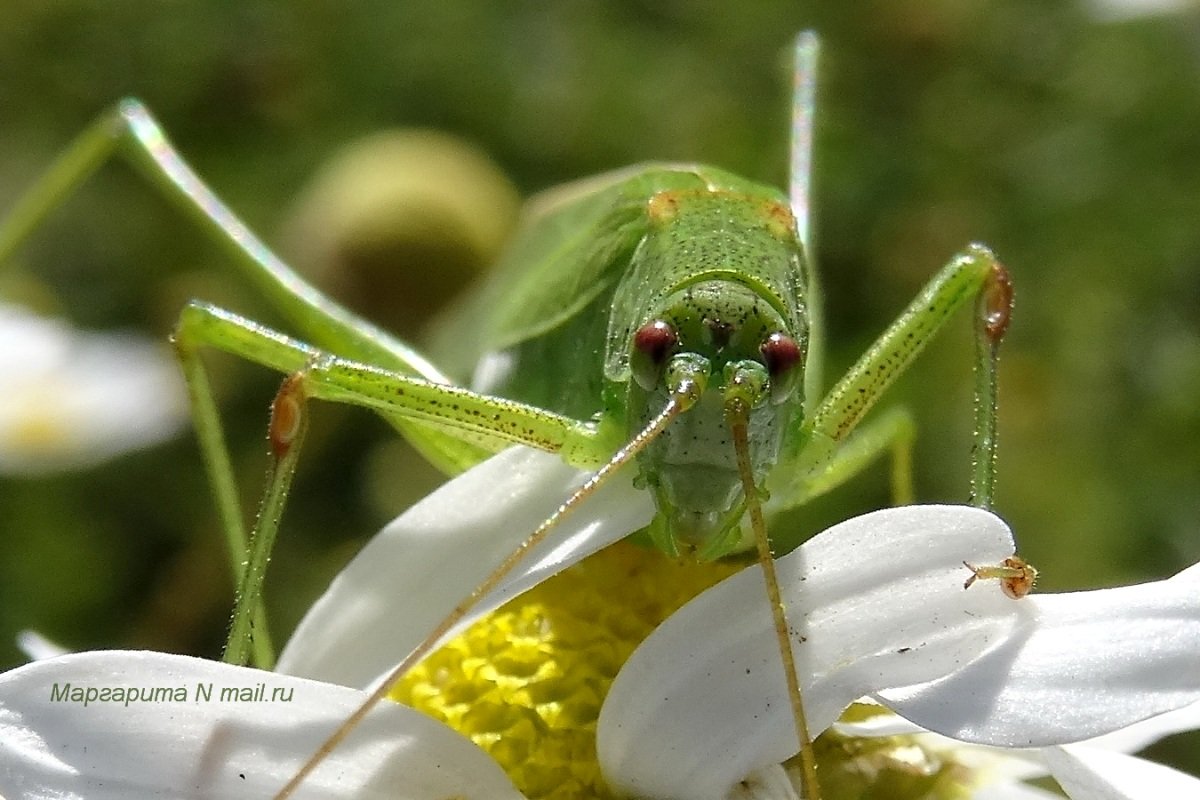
[962,556,1038,599]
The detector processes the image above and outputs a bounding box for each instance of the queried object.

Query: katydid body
[437,165,810,558]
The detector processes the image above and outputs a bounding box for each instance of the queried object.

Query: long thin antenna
[273,392,697,799]
[727,396,821,800]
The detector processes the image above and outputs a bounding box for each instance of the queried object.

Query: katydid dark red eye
[631,320,678,390]
[634,320,678,362]
[760,332,805,404]
[760,332,802,376]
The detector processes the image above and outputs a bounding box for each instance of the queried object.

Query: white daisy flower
[1,446,1198,798]
[0,302,188,474]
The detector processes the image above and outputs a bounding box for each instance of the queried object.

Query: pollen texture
[389,539,742,799]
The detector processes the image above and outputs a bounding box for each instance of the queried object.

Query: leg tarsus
[970,260,1012,510]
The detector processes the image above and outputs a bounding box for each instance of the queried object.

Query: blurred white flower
[0,302,187,474]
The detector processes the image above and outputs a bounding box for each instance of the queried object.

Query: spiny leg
[172,301,601,460]
[970,261,1013,509]
[271,356,710,800]
[778,244,1013,512]
[964,270,1032,596]
[173,336,277,667]
[222,373,308,668]
[793,244,1031,598]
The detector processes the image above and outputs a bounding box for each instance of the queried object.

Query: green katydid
[0,33,1015,800]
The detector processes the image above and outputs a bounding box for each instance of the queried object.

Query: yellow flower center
[390,539,741,798]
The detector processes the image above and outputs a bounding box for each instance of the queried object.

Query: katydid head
[596,186,810,559]
[627,280,807,560]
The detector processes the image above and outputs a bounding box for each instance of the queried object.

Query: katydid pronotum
[0,34,1022,800]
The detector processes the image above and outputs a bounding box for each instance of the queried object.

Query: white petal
[879,562,1200,746]
[598,505,1017,800]
[0,650,523,799]
[1041,744,1200,800]
[278,445,654,687]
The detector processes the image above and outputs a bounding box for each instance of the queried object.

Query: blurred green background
[2,0,1198,779]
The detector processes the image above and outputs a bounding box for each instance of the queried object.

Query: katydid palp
[0,33,1015,800]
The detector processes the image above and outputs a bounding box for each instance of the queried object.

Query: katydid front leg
[778,244,1013,511]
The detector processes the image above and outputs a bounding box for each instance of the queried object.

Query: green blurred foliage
[2,0,1199,775]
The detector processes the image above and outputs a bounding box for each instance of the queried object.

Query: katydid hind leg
[0,100,427,376]
[0,99,494,474]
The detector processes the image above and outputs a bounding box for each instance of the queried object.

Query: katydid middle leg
[774,406,916,509]
[172,302,598,459]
